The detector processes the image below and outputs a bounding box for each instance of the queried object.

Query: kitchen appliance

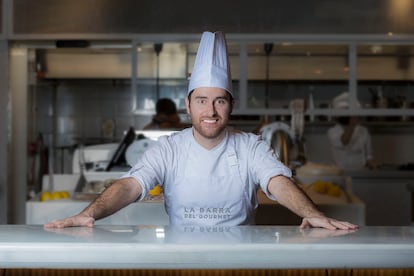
[72,143,118,173]
[72,129,177,174]
[260,122,295,166]
[260,99,306,168]
[71,129,176,198]
[105,127,137,171]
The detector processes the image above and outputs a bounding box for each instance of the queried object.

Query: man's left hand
[300,216,359,230]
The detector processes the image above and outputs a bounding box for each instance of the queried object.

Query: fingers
[318,219,337,230]
[300,217,336,230]
[44,218,72,229]
[44,216,95,229]
[333,220,359,230]
[300,217,359,230]
[328,218,359,230]
[299,219,312,229]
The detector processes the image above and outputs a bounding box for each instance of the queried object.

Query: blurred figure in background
[143,98,185,130]
[327,92,377,170]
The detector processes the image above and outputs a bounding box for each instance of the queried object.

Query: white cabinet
[346,170,414,226]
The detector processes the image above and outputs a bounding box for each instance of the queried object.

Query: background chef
[327,92,377,170]
[143,98,184,130]
[45,31,358,231]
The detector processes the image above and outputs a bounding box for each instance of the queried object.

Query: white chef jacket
[123,127,292,226]
[327,124,373,170]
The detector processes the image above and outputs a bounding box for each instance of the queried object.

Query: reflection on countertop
[1,225,413,269]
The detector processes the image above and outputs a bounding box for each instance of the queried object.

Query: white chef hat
[188,31,233,96]
[332,92,361,109]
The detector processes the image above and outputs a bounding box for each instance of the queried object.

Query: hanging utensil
[264,43,273,109]
[154,43,163,101]
[290,99,307,167]
[74,144,88,195]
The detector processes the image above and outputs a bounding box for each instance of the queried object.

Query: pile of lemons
[312,180,342,197]
[149,184,162,196]
[40,191,70,202]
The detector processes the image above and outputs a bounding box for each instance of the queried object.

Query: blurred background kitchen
[1,0,414,226]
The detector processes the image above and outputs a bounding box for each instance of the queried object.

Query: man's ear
[185,96,190,114]
[230,98,235,114]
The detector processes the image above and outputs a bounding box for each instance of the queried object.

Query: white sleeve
[250,137,292,200]
[121,140,167,201]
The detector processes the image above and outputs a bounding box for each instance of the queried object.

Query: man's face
[185,87,233,142]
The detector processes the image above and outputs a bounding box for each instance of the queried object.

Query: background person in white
[45,32,358,230]
[327,92,377,170]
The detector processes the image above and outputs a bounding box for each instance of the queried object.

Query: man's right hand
[44,214,95,229]
[44,177,143,229]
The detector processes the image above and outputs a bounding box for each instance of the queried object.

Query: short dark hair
[156,98,177,115]
[337,116,350,125]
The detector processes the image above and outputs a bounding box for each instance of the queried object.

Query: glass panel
[134,42,188,113]
[44,47,132,79]
[246,43,349,109]
[28,44,134,153]
[357,44,414,112]
[136,43,186,79]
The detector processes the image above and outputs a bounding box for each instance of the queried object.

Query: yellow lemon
[149,185,162,196]
[312,180,327,194]
[51,191,63,200]
[327,185,341,197]
[59,191,70,199]
[326,181,335,189]
[40,191,51,202]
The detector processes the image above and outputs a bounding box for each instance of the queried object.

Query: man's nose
[205,100,217,115]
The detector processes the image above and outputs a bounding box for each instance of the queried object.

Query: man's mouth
[202,118,218,124]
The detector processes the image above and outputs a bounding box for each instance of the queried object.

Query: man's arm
[44,177,142,228]
[267,175,358,230]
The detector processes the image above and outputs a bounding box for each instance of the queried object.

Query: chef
[45,31,357,230]
[327,92,377,170]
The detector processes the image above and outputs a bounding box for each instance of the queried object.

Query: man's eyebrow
[193,95,229,101]
[215,96,230,101]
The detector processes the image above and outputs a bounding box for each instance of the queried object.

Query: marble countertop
[1,225,413,269]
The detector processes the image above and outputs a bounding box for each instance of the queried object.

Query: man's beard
[190,115,229,140]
